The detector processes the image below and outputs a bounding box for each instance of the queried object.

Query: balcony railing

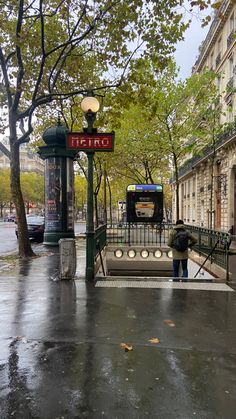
[175,120,236,180]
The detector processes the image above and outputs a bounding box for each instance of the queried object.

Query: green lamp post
[38,119,77,245]
[80,95,100,280]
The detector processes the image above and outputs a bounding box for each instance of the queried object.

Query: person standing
[167,220,197,280]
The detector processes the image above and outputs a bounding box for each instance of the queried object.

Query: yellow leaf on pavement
[120,343,133,351]
[148,338,160,344]
[164,319,175,327]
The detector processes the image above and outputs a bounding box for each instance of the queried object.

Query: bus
[126,184,163,223]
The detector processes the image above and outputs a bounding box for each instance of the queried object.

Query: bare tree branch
[12,0,25,112]
[0,47,13,108]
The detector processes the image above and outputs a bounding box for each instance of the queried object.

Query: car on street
[4,214,17,222]
[15,215,45,242]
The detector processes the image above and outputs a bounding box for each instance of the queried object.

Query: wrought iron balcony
[175,120,236,181]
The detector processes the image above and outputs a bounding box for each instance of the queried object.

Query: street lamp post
[80,95,100,280]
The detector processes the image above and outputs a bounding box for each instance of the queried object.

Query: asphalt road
[0,221,86,257]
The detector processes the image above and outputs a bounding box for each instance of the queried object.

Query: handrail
[94,224,107,258]
[106,222,231,278]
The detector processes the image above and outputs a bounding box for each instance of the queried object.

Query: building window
[200,200,204,227]
[217,75,221,94]
[227,101,234,122]
[192,176,196,196]
[228,13,235,48]
[192,204,196,222]
[210,51,214,70]
[229,56,234,79]
[229,12,235,32]
[216,37,222,67]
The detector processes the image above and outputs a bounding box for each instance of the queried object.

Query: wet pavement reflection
[0,247,236,418]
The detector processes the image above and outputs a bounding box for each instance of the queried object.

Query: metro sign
[67,132,114,152]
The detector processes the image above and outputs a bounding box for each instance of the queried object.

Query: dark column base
[43,231,75,246]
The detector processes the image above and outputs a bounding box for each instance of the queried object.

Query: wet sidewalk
[0,245,236,419]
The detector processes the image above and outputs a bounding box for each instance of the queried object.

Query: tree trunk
[10,139,35,258]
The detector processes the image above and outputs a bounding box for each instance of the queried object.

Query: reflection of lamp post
[80,95,100,280]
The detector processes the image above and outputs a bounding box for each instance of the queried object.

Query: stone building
[0,136,44,174]
[172,0,236,233]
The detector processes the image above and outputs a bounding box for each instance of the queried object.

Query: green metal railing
[94,224,107,258]
[107,223,168,246]
[106,223,231,277]
[94,224,107,277]
[186,225,231,272]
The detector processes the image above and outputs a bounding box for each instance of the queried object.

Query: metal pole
[194,239,219,278]
[104,166,107,224]
[85,110,96,280]
[86,151,95,280]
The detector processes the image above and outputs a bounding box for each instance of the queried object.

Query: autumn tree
[0,0,214,257]
[0,168,11,217]
[107,103,170,185]
[20,172,44,213]
[149,65,220,220]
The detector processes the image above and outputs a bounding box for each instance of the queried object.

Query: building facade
[172,0,236,233]
[0,136,44,174]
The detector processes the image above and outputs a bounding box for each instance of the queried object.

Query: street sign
[67,132,114,152]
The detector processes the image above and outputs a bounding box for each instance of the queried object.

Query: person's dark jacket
[167,223,197,260]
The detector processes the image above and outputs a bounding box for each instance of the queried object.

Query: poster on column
[45,157,63,231]
[67,159,74,230]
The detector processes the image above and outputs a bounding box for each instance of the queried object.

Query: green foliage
[0,168,11,204]
[0,0,215,255]
[0,0,213,141]
[107,103,170,185]
[20,172,44,206]
[74,174,87,212]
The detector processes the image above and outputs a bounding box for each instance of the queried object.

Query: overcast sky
[174,10,211,79]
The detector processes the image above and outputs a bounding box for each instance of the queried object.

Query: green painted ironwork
[86,151,95,280]
[106,223,231,278]
[94,224,107,258]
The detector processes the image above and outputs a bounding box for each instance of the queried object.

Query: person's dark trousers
[173,259,188,279]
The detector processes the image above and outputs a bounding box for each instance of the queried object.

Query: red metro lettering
[93,137,110,148]
[67,133,113,151]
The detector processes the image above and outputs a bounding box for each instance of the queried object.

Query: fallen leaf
[164,319,175,327]
[148,337,160,344]
[120,343,133,351]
